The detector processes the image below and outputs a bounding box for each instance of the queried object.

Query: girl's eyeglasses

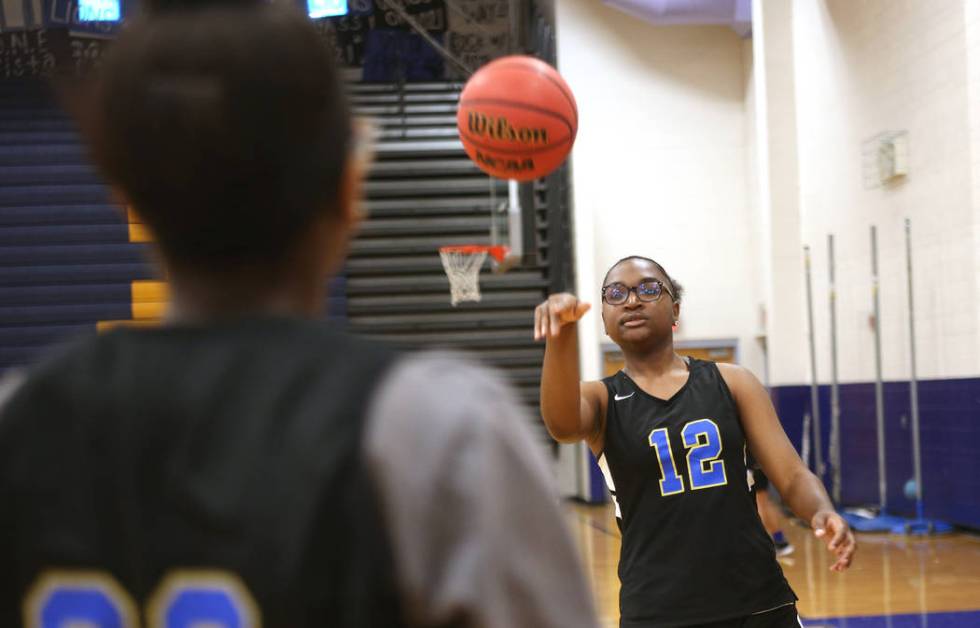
[601,280,674,305]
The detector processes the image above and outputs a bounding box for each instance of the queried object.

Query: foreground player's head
[87,0,360,317]
[600,256,683,349]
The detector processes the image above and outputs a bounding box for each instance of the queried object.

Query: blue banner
[307,0,346,19]
[304,0,372,18]
[45,0,131,37]
[78,0,119,21]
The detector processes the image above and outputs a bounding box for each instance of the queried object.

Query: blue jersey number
[23,573,138,628]
[648,419,728,495]
[682,419,728,490]
[24,570,259,628]
[648,428,685,496]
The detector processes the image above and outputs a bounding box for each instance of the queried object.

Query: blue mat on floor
[842,511,908,532]
[803,609,980,627]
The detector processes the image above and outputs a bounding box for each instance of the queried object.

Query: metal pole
[507,179,524,258]
[801,412,812,470]
[905,218,924,519]
[489,177,499,247]
[509,0,525,54]
[804,246,824,479]
[871,226,888,511]
[828,234,841,504]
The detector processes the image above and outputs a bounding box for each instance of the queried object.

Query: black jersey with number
[598,358,796,627]
[0,317,406,627]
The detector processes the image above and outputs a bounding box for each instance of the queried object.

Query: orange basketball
[457,55,578,181]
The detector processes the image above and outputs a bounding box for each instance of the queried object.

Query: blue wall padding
[771,379,980,530]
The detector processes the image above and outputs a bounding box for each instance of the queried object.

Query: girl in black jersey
[534,255,856,628]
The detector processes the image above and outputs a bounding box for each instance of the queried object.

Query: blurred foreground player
[0,2,597,626]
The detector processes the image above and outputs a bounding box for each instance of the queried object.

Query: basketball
[456,55,578,181]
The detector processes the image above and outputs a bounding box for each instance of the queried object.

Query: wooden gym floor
[566,502,980,627]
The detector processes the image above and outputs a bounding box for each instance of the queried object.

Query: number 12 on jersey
[648,419,728,496]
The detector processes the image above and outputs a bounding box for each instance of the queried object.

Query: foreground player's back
[0,318,403,627]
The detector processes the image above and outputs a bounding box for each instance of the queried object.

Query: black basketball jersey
[599,358,796,627]
[0,317,406,627]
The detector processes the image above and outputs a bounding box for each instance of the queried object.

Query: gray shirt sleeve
[364,352,598,628]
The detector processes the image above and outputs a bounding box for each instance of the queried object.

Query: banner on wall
[312,0,449,77]
[2,0,511,81]
[373,0,445,31]
[0,0,132,37]
[0,0,45,31]
[311,0,373,68]
[0,27,111,78]
[362,29,445,81]
[307,0,347,19]
[444,0,510,78]
[0,27,59,77]
[47,0,130,38]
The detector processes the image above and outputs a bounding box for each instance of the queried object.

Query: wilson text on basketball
[468,112,549,145]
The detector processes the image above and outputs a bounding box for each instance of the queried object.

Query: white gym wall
[552,0,980,508]
[556,0,980,392]
[555,0,765,382]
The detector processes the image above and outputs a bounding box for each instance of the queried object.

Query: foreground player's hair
[88,0,352,271]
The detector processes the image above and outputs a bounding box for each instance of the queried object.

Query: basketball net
[439,245,507,306]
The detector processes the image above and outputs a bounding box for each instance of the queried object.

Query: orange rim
[439,245,509,263]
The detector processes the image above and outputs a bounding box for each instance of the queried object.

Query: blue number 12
[649,419,728,496]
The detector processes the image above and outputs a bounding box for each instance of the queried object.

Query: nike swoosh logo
[614,392,635,401]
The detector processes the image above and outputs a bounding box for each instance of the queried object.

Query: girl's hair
[88,1,352,270]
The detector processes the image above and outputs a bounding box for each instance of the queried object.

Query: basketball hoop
[439,245,508,306]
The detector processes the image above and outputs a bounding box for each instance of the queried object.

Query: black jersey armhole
[706,360,747,436]
[712,362,739,406]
